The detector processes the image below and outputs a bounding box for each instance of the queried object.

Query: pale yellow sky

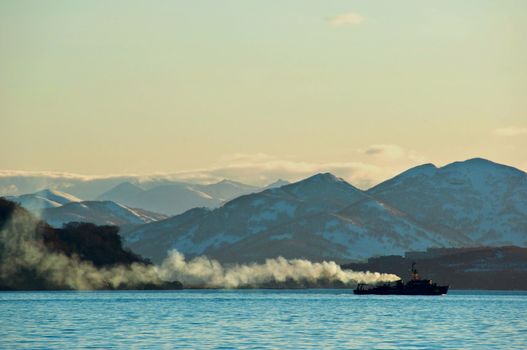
[1,1,526,186]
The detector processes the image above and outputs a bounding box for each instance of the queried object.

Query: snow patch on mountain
[369,158,527,246]
[41,200,166,228]
[6,189,82,214]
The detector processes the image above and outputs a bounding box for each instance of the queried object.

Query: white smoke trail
[157,251,400,289]
[0,201,399,289]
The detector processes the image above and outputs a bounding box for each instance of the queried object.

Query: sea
[1,290,526,349]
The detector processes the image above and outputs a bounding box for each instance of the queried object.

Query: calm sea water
[1,290,526,349]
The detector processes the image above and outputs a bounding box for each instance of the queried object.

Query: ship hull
[353,286,449,295]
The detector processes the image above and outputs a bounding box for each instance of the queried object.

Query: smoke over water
[0,205,399,290]
[156,251,400,288]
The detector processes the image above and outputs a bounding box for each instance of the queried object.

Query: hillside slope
[123,173,472,263]
[41,200,167,228]
[368,158,527,246]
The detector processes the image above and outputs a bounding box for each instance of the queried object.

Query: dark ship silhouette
[354,263,449,295]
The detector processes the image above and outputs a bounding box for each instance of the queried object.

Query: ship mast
[411,262,420,281]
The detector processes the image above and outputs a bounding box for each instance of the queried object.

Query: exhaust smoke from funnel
[156,251,400,289]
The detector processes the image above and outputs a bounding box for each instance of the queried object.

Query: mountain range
[2,177,285,216]
[121,158,527,263]
[5,189,81,212]
[96,179,261,215]
[368,158,527,246]
[6,189,167,227]
[4,178,290,227]
[2,158,526,264]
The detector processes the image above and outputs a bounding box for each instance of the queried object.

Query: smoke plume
[0,208,162,290]
[0,203,399,290]
[157,251,400,288]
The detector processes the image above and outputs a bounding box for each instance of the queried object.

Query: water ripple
[1,290,526,349]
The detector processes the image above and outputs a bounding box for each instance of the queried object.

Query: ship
[353,262,449,295]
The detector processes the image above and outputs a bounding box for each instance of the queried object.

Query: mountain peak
[441,158,525,176]
[464,157,493,164]
[264,179,290,189]
[217,179,233,185]
[303,172,343,184]
[33,189,81,203]
[401,163,438,177]
[97,182,144,202]
[445,157,496,168]
[215,179,246,187]
[208,179,258,190]
[278,172,363,200]
[112,182,143,191]
[367,163,438,192]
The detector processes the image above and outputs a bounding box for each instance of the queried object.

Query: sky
[1,0,526,187]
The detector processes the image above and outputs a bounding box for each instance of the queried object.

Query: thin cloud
[0,159,394,190]
[0,147,427,192]
[362,144,406,158]
[359,144,426,164]
[329,12,365,27]
[0,170,133,180]
[173,150,426,189]
[203,158,383,189]
[494,127,527,137]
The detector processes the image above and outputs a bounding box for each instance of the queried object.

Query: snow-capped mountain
[0,175,140,200]
[367,158,527,247]
[121,173,471,263]
[0,174,270,212]
[261,179,290,190]
[6,189,81,213]
[97,183,218,215]
[97,182,144,204]
[122,159,527,264]
[194,180,260,202]
[4,158,526,263]
[41,200,168,228]
[121,173,364,261]
[97,179,262,215]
